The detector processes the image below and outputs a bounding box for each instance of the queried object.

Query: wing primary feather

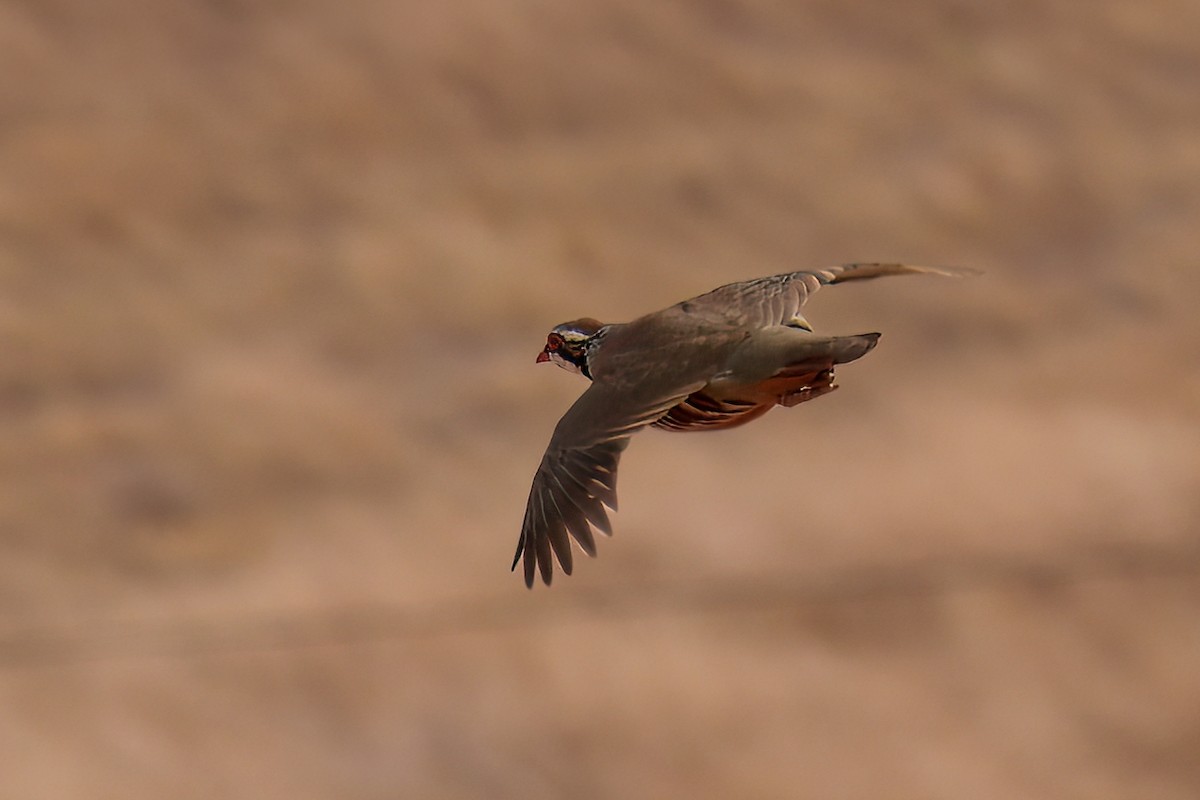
[533,487,556,583]
[569,515,598,555]
[547,470,599,555]
[533,504,554,586]
[565,450,619,511]
[511,517,526,572]
[523,487,552,588]
[522,525,536,588]
[580,499,612,537]
[559,468,612,537]
[824,263,978,284]
[542,488,575,576]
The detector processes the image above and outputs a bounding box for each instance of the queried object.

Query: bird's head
[536,318,604,379]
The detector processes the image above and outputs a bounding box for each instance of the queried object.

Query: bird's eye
[547,333,563,351]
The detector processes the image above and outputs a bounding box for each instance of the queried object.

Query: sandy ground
[1,0,1199,797]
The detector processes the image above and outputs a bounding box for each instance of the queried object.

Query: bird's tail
[830,331,881,364]
[779,332,881,370]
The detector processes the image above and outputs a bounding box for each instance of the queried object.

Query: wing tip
[831,263,982,281]
[513,513,612,588]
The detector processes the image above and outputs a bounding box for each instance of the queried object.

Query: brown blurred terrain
[2,0,1199,797]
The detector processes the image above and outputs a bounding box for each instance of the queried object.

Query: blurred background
[2,0,1199,797]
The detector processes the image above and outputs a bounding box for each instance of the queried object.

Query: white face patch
[549,350,583,375]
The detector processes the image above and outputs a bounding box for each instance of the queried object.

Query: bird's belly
[651,391,771,432]
[652,367,837,432]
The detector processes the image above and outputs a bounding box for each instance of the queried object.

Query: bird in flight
[513,263,970,587]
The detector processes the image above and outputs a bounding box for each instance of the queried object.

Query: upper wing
[675,263,973,330]
[513,379,702,588]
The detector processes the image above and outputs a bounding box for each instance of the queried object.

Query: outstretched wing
[513,380,702,588]
[675,263,972,330]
